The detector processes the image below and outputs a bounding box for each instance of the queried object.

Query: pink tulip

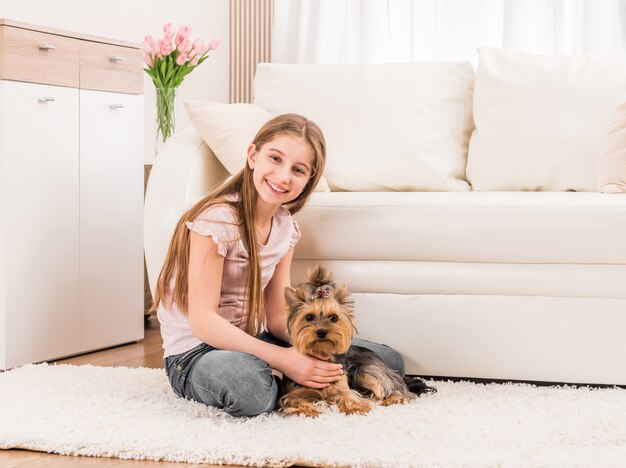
[163,23,174,35]
[190,55,200,66]
[176,53,188,66]
[143,53,153,67]
[144,35,157,55]
[162,33,173,47]
[174,33,184,46]
[192,40,209,56]
[208,38,220,50]
[177,25,193,40]
[160,41,172,56]
[192,38,206,54]
[177,38,192,54]
[156,39,163,58]
[190,47,203,59]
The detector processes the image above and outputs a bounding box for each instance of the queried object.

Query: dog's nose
[316,329,328,339]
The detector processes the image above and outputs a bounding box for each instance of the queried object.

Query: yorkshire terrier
[279,266,436,417]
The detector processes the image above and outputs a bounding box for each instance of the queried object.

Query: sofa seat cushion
[292,260,626,300]
[293,192,626,264]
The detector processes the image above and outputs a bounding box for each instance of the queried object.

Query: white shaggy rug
[1,364,626,467]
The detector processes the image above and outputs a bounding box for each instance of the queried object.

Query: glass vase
[155,87,177,146]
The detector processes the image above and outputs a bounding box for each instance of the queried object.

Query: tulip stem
[156,88,176,143]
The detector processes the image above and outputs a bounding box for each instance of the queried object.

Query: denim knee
[187,351,279,417]
[352,338,406,376]
[225,366,279,417]
[382,346,406,376]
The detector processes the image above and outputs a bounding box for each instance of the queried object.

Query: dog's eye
[329,314,339,323]
[305,314,315,322]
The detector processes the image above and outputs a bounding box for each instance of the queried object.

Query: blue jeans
[163,332,406,417]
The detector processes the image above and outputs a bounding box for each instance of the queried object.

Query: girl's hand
[278,347,343,388]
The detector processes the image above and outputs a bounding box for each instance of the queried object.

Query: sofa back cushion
[598,101,626,194]
[467,48,626,192]
[253,62,475,192]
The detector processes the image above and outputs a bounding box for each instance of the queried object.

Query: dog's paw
[338,398,373,415]
[341,405,372,416]
[280,405,322,418]
[380,393,415,406]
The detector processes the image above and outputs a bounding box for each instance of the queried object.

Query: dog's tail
[403,376,437,396]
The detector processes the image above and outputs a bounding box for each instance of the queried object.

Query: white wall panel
[0,0,230,163]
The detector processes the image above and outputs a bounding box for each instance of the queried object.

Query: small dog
[279,266,436,417]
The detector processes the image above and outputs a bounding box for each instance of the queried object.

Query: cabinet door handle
[38,44,57,50]
[109,56,125,62]
[109,104,125,109]
[38,97,56,103]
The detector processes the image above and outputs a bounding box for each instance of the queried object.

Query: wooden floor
[0,315,256,468]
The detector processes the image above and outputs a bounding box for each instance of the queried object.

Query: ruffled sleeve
[289,220,302,249]
[185,204,238,257]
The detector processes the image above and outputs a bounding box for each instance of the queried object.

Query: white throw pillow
[467,47,626,192]
[183,100,330,192]
[253,62,474,192]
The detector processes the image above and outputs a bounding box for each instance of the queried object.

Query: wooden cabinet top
[0,18,143,94]
[0,18,141,49]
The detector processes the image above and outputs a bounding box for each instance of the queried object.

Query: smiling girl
[152,114,405,417]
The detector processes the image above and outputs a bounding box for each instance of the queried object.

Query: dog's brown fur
[279,266,434,417]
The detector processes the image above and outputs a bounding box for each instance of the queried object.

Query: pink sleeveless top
[157,194,301,357]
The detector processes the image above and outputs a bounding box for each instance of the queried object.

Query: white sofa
[145,48,626,385]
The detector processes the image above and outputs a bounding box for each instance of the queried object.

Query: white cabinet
[0,20,144,369]
[79,90,144,351]
[1,80,81,367]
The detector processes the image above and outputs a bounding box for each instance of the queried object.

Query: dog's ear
[333,285,354,312]
[334,285,358,334]
[284,286,307,310]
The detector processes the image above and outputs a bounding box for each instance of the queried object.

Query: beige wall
[0,0,230,164]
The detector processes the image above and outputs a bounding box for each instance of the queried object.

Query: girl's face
[247,134,314,210]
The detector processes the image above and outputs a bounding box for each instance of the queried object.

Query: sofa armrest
[143,127,229,295]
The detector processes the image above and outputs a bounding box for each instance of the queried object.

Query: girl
[152,114,406,417]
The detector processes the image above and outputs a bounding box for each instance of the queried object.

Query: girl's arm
[264,247,294,343]
[187,231,342,388]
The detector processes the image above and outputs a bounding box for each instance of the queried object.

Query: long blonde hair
[151,114,326,336]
